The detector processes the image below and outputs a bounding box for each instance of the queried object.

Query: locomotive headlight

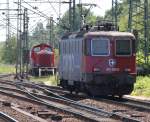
[93,68,100,72]
[36,63,40,66]
[125,68,131,72]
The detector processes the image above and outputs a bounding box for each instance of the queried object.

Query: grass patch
[0,64,57,85]
[0,64,15,74]
[30,75,58,86]
[132,76,150,97]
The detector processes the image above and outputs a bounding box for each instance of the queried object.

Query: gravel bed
[0,93,86,122]
[62,118,85,122]
[80,99,150,122]
[0,79,123,122]
[0,106,39,122]
[0,80,87,122]
[0,118,6,122]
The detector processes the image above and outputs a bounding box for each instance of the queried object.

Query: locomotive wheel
[31,68,39,76]
[69,89,73,94]
[85,87,96,96]
[74,83,80,95]
[68,86,74,94]
[85,84,102,97]
[75,89,79,95]
[119,95,123,99]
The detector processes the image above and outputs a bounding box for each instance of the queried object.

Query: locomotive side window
[33,47,40,53]
[63,41,65,54]
[84,40,91,55]
[116,40,131,56]
[77,40,79,53]
[73,40,75,54]
[91,38,109,56]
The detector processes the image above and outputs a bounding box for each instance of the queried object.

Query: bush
[132,76,150,97]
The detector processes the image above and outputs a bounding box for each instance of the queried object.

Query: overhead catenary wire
[13,2,47,19]
[47,0,59,17]
[1,0,68,36]
[15,1,70,33]
[0,14,18,32]
[15,0,49,18]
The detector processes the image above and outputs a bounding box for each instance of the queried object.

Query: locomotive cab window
[91,38,109,56]
[116,40,131,56]
[33,47,40,53]
[45,47,52,52]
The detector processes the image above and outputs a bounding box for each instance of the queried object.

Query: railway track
[119,97,150,111]
[37,82,150,112]
[0,85,117,122]
[29,83,149,122]
[92,96,150,112]
[0,78,149,122]
[0,79,144,122]
[0,112,18,122]
[25,81,150,112]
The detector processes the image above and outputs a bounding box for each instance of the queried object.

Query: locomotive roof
[61,31,135,40]
[32,43,52,48]
[85,31,135,38]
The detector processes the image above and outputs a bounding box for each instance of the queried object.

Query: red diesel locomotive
[59,24,136,97]
[30,43,55,76]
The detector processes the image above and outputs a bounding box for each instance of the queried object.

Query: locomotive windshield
[91,38,109,55]
[45,47,52,52]
[116,40,131,55]
[33,47,40,52]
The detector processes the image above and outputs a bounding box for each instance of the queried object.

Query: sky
[0,0,112,42]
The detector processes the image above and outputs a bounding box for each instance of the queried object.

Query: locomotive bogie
[60,73,135,96]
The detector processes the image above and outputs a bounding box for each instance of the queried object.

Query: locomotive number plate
[106,68,120,71]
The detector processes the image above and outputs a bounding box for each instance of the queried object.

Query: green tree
[57,6,102,36]
[1,36,17,64]
[29,22,48,48]
[104,0,129,31]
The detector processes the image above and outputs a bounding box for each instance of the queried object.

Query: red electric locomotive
[30,43,56,76]
[59,23,136,97]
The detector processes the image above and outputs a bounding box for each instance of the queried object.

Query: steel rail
[0,79,145,122]
[0,79,149,112]
[93,96,150,112]
[0,88,112,122]
[0,82,141,122]
[123,96,150,106]
[0,112,18,122]
[121,97,150,111]
[26,82,150,112]
[24,89,142,122]
[28,84,141,122]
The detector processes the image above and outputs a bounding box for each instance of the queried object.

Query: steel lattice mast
[16,0,22,78]
[144,0,150,64]
[22,8,29,78]
[6,0,10,43]
[16,0,29,79]
[68,0,76,31]
[128,0,150,64]
[112,0,118,30]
